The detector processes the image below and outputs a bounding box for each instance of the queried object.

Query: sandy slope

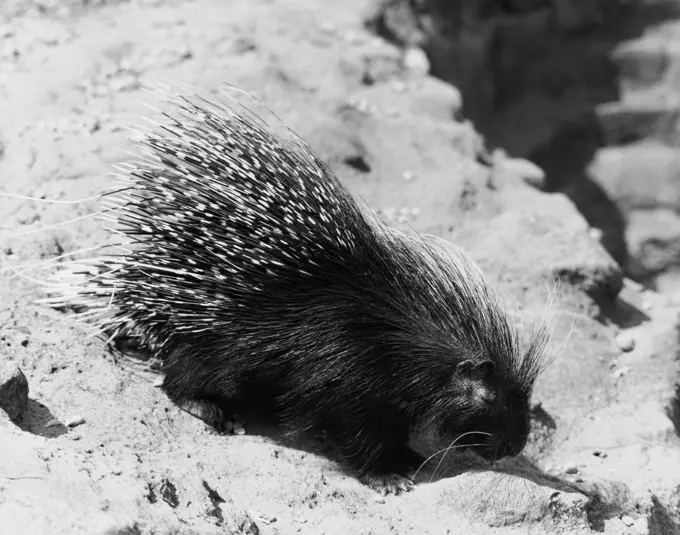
[0,1,679,533]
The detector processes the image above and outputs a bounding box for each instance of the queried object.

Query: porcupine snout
[477,401,531,461]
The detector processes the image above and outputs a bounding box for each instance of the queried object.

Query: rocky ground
[1,0,679,534]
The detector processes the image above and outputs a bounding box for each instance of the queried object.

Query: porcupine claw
[361,473,414,496]
[176,399,236,434]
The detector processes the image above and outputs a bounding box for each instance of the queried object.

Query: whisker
[1,212,98,237]
[414,431,492,482]
[0,245,109,274]
[0,191,107,204]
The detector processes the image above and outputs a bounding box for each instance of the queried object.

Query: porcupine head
[40,85,554,494]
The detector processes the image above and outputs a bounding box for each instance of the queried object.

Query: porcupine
[45,86,553,495]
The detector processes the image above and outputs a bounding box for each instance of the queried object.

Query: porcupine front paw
[358,448,425,495]
[360,472,414,495]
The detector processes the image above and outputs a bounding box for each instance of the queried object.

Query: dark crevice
[343,154,372,174]
[364,0,680,286]
[146,482,158,504]
[160,478,179,508]
[202,480,226,524]
[16,399,68,439]
[666,381,680,438]
[528,114,629,268]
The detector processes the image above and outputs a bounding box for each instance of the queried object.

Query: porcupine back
[45,87,550,489]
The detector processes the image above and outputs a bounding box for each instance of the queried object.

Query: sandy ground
[1,1,679,534]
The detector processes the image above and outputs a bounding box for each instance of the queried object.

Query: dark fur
[53,88,552,494]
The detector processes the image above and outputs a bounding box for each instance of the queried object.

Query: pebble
[45,418,61,428]
[613,366,630,379]
[257,514,276,525]
[233,423,246,435]
[615,333,635,352]
[624,278,644,292]
[66,415,85,428]
[564,463,578,474]
[374,496,386,504]
[621,515,634,527]
[588,227,604,241]
[153,377,164,387]
[593,450,608,458]
[502,157,546,185]
[403,47,429,76]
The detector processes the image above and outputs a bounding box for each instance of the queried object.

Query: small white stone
[615,333,635,352]
[45,418,61,428]
[613,366,630,379]
[374,496,385,504]
[66,415,85,428]
[621,514,634,527]
[403,47,429,76]
[588,227,604,241]
[257,514,276,525]
[502,157,546,185]
[153,377,164,387]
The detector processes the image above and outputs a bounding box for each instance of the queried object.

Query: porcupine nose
[499,423,530,459]
[485,412,530,460]
[498,436,526,458]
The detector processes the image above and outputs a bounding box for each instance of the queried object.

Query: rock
[220,501,260,535]
[454,191,623,307]
[564,463,579,474]
[621,514,634,527]
[402,47,429,76]
[626,208,680,281]
[595,92,678,146]
[361,49,402,85]
[588,143,680,213]
[611,38,669,89]
[65,415,86,428]
[499,156,546,187]
[615,333,636,353]
[0,360,29,422]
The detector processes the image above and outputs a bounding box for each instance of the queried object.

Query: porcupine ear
[456,359,495,381]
